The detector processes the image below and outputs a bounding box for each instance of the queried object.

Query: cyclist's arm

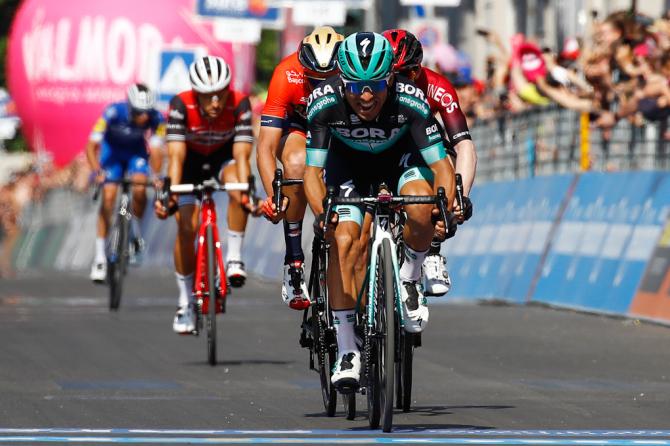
[411,114,456,210]
[304,97,332,216]
[233,97,255,192]
[148,120,166,177]
[165,95,188,185]
[434,79,477,196]
[257,126,283,197]
[86,114,108,173]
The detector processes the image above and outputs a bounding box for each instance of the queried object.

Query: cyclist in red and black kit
[257,26,343,310]
[383,29,477,297]
[154,55,258,334]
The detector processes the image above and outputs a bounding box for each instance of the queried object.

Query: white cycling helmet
[127,83,155,111]
[189,55,232,94]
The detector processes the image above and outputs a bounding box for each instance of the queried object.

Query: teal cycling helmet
[338,32,394,81]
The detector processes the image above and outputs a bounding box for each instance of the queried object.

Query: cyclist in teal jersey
[303,32,456,387]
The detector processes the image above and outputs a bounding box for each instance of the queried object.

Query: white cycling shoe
[227,261,247,288]
[422,254,451,296]
[90,261,107,283]
[172,306,196,334]
[281,261,311,310]
[331,350,361,389]
[401,281,429,333]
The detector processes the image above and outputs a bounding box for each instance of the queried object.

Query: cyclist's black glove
[461,196,473,222]
[446,213,458,239]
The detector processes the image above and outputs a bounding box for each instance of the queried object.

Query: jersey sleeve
[409,109,447,166]
[305,93,336,169]
[166,95,187,142]
[89,105,116,143]
[233,96,254,144]
[261,63,292,129]
[433,80,471,145]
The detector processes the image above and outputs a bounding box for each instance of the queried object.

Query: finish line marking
[3,430,670,437]
[0,436,670,445]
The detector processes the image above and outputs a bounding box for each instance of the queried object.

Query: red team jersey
[415,67,471,147]
[260,51,310,135]
[166,89,253,156]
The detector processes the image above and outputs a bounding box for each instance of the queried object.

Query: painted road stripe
[1,436,670,444]
[2,429,670,437]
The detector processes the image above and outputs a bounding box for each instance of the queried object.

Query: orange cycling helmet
[298,26,344,77]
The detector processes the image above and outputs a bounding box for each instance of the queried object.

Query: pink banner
[7,0,251,166]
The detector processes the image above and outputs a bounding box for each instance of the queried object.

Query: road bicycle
[94,178,152,311]
[322,184,455,432]
[162,176,253,366]
[271,169,355,419]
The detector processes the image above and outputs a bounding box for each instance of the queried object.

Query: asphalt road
[1,270,670,444]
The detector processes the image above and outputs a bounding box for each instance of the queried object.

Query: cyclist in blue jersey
[86,83,165,283]
[303,32,456,387]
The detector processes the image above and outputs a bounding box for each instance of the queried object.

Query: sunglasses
[341,75,391,95]
[397,65,420,78]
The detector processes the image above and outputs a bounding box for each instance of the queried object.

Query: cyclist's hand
[453,195,473,224]
[154,194,177,220]
[432,207,447,241]
[261,196,289,224]
[94,170,106,185]
[314,211,339,240]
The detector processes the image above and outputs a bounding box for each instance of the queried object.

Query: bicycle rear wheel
[344,393,356,420]
[108,215,128,311]
[380,238,396,432]
[206,224,217,366]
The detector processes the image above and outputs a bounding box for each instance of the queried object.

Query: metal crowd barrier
[471,106,670,182]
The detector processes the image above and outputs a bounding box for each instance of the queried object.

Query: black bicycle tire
[366,243,385,429]
[311,240,337,417]
[400,332,414,412]
[380,238,396,433]
[206,225,217,366]
[344,392,356,420]
[109,215,128,310]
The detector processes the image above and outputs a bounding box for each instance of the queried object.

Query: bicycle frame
[193,190,226,313]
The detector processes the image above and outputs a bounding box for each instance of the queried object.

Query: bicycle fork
[194,199,227,312]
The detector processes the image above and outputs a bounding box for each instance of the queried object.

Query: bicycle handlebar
[170,181,249,194]
[92,178,155,201]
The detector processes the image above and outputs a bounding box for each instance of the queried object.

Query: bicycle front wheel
[108,215,128,311]
[206,224,218,366]
[380,238,396,432]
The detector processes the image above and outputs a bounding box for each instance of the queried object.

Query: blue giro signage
[195,0,281,21]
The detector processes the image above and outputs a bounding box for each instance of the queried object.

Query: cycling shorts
[324,135,434,226]
[100,143,150,182]
[178,142,234,207]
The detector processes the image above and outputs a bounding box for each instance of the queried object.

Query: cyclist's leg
[91,148,120,281]
[278,129,308,264]
[278,129,311,305]
[396,161,434,333]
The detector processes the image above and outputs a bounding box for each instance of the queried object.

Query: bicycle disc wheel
[380,238,396,432]
[206,225,217,366]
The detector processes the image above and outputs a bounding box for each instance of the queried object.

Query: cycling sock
[95,238,106,263]
[175,272,194,309]
[225,230,244,263]
[283,219,304,264]
[429,238,441,255]
[333,310,358,353]
[400,245,428,282]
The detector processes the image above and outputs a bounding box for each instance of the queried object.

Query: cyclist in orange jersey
[257,26,344,310]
